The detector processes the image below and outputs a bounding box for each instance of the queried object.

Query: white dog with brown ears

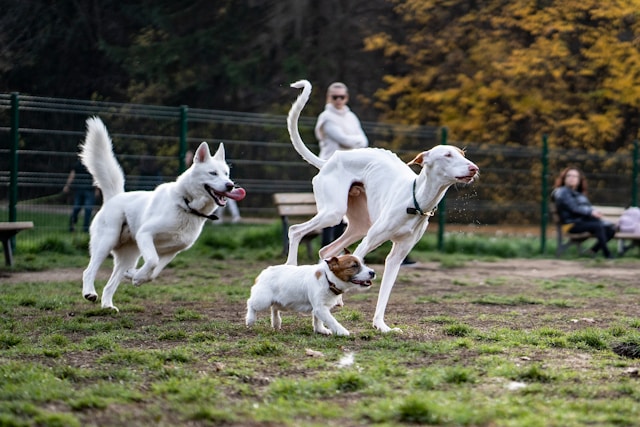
[286,80,479,333]
[80,117,246,311]
[246,251,375,336]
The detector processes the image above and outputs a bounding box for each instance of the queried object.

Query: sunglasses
[331,95,346,101]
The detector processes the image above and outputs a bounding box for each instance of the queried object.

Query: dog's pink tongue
[226,187,246,201]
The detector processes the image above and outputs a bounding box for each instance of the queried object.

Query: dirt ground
[4,258,638,286]
[4,258,639,334]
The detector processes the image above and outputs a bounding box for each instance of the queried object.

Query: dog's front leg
[371,241,414,333]
[313,307,348,336]
[131,231,159,285]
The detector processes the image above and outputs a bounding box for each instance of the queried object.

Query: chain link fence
[1,93,638,253]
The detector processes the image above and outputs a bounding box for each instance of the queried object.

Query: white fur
[80,117,245,311]
[286,80,480,333]
[246,255,375,336]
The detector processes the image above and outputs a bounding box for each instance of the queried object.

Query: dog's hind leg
[319,187,371,258]
[270,307,283,329]
[245,303,257,327]
[287,212,342,265]
[83,227,121,302]
[319,228,366,259]
[100,246,139,311]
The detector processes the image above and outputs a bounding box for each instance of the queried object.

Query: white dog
[286,80,479,333]
[80,117,246,311]
[246,253,375,336]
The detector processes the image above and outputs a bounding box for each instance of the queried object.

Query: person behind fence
[552,167,616,259]
[138,154,163,190]
[63,158,97,232]
[314,82,368,247]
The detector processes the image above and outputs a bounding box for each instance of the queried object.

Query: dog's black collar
[406,179,435,217]
[324,272,343,295]
[183,198,219,221]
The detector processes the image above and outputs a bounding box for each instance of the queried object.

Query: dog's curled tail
[287,80,325,170]
[79,117,125,202]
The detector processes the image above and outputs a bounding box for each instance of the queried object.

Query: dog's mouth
[206,185,246,207]
[456,174,477,184]
[350,279,373,288]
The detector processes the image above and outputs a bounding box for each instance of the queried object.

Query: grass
[2,222,640,426]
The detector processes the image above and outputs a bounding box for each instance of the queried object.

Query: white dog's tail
[287,80,326,170]
[79,117,125,202]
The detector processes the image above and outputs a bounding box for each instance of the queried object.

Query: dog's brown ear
[325,257,340,269]
[407,152,426,166]
[343,248,351,255]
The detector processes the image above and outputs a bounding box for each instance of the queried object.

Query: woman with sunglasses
[313,82,369,247]
[314,82,368,161]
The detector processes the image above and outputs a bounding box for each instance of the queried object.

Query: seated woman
[552,167,616,259]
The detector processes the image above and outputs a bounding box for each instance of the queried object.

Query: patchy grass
[2,225,640,426]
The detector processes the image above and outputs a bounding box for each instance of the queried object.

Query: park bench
[273,192,321,260]
[0,221,34,266]
[550,204,640,256]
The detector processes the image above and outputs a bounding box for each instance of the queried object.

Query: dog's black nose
[226,183,234,191]
[369,271,376,278]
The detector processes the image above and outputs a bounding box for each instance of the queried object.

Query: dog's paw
[315,327,333,336]
[374,321,403,333]
[101,304,119,313]
[335,328,350,336]
[131,274,151,286]
[84,293,98,302]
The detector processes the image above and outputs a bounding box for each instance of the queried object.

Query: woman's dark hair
[554,166,588,194]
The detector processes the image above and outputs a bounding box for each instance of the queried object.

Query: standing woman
[552,167,616,258]
[314,82,369,247]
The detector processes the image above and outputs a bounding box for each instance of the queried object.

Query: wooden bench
[550,204,640,256]
[273,193,321,260]
[0,221,34,266]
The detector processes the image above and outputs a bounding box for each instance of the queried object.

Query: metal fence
[1,93,639,253]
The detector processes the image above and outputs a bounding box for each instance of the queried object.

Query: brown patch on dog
[315,270,322,280]
[327,255,362,283]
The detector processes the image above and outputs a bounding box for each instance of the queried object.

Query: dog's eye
[445,152,452,158]
[209,171,218,176]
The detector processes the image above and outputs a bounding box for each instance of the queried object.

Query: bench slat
[277,205,318,216]
[0,221,34,266]
[0,221,34,232]
[273,193,320,259]
[273,193,317,204]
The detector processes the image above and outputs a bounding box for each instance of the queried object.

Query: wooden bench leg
[2,238,13,266]
[281,217,290,256]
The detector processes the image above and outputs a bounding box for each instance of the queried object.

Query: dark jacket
[552,186,594,224]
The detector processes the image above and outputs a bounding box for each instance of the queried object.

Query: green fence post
[9,93,19,250]
[9,93,19,224]
[437,127,448,252]
[179,105,188,173]
[633,139,638,207]
[540,134,549,254]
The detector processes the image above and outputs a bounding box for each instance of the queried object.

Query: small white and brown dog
[246,253,375,336]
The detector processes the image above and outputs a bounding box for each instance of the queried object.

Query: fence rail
[1,92,638,254]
